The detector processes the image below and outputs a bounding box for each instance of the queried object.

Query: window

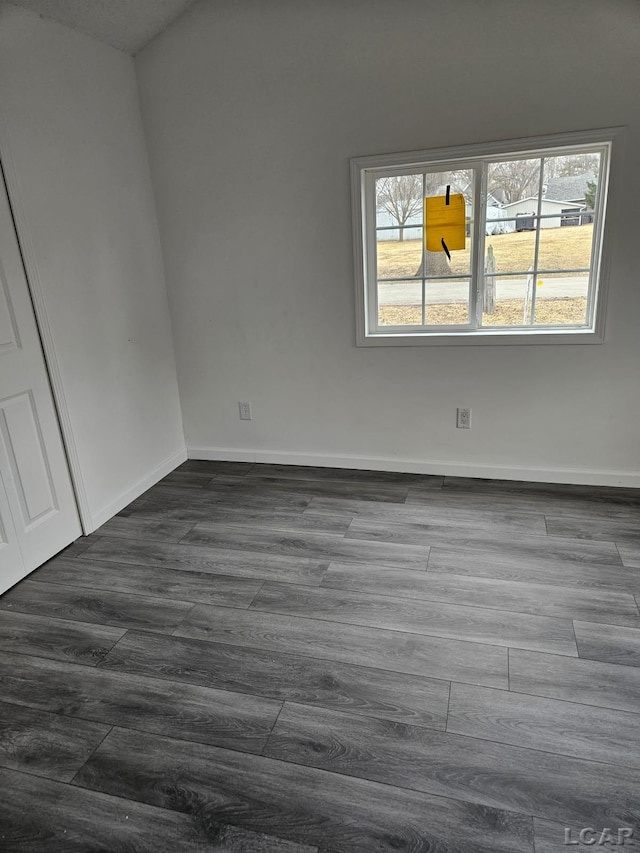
[351,129,617,346]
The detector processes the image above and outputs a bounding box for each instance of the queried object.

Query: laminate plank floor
[573,620,640,667]
[98,630,452,728]
[263,702,640,829]
[1,460,639,852]
[0,651,282,753]
[320,561,640,626]
[0,701,109,782]
[181,522,433,569]
[249,581,579,655]
[73,726,534,853]
[0,579,193,632]
[170,603,509,687]
[307,494,548,533]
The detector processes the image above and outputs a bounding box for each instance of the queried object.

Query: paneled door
[0,166,81,593]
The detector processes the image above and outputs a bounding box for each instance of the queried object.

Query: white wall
[0,4,186,530]
[136,0,640,486]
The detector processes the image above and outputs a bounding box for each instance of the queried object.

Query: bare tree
[488,155,601,203]
[545,153,600,179]
[488,159,540,203]
[376,175,422,242]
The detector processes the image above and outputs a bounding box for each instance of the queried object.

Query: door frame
[0,125,91,535]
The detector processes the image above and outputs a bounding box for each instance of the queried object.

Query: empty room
[0,1,639,851]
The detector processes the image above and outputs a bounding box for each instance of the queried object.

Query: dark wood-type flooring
[1,461,640,852]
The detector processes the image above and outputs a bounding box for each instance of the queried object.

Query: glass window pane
[542,152,601,215]
[535,152,600,272]
[532,273,589,326]
[423,169,474,278]
[483,227,536,276]
[537,218,594,273]
[481,274,537,327]
[425,278,470,325]
[376,175,423,241]
[487,158,542,209]
[377,279,423,326]
[376,228,422,280]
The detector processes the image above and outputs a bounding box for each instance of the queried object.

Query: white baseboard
[87,446,188,532]
[187,446,640,488]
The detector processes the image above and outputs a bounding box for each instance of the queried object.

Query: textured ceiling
[7,0,197,54]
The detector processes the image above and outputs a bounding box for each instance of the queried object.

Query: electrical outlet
[239,401,252,420]
[456,407,471,429]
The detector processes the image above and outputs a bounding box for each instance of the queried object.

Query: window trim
[351,128,622,347]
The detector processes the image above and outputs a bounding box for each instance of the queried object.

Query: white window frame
[351,128,621,347]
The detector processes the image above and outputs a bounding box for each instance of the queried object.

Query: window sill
[356,327,605,347]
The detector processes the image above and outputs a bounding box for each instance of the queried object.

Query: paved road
[378,276,588,306]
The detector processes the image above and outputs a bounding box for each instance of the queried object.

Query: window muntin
[353,132,613,345]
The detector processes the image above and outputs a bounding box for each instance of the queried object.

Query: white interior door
[0,167,81,593]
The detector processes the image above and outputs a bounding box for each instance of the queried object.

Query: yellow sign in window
[425,192,466,254]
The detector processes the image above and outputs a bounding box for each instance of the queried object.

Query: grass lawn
[377,224,592,326]
[377,223,594,279]
[379,298,588,327]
